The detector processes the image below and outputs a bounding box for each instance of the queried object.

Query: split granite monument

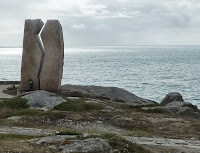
[20,19,64,92]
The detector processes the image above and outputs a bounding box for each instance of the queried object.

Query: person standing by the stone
[29,79,33,91]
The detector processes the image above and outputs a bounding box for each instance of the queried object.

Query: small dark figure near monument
[29,79,33,91]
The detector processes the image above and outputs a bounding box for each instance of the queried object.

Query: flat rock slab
[61,84,155,106]
[22,90,66,109]
[0,126,57,136]
[29,135,76,145]
[60,138,112,153]
[125,136,200,149]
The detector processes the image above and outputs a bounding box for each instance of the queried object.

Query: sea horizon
[0,46,200,107]
[1,45,200,48]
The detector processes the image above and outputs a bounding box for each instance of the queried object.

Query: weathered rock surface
[7,116,22,121]
[178,106,200,119]
[125,136,200,150]
[161,92,184,105]
[0,126,57,136]
[20,19,44,91]
[22,90,66,109]
[143,102,200,118]
[30,137,112,153]
[60,138,112,153]
[29,135,76,145]
[40,20,64,92]
[60,84,155,106]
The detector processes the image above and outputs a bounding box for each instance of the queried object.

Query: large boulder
[60,138,112,153]
[20,19,44,91]
[22,90,66,109]
[161,92,184,105]
[40,20,64,92]
[60,84,155,106]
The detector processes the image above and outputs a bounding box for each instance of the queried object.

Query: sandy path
[0,85,15,99]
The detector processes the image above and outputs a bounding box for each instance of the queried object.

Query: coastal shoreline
[0,81,20,85]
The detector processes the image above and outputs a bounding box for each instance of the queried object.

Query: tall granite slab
[20,19,44,91]
[40,20,64,91]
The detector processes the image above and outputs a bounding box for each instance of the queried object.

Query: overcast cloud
[1,0,200,46]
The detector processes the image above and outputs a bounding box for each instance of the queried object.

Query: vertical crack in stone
[40,20,64,91]
[21,19,64,92]
[20,19,44,91]
[34,23,45,90]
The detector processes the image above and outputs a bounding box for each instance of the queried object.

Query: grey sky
[1,0,200,46]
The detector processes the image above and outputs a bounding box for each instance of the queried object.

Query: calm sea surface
[0,46,200,106]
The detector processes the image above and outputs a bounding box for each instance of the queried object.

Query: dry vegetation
[0,96,200,152]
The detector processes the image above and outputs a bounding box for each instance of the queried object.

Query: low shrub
[54,99,105,112]
[14,109,67,120]
[57,129,82,136]
[0,97,29,109]
[0,107,19,119]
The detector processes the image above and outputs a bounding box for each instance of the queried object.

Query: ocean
[0,46,200,107]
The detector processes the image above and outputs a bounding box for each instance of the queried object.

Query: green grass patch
[78,132,151,153]
[119,102,162,110]
[54,99,105,112]
[13,109,43,116]
[43,111,66,120]
[13,109,67,120]
[0,97,29,109]
[0,133,40,140]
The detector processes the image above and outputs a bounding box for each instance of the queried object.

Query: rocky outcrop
[40,20,64,92]
[22,90,66,109]
[20,19,44,91]
[161,92,184,105]
[143,101,200,117]
[30,136,112,153]
[60,138,112,153]
[60,84,155,106]
[143,93,200,119]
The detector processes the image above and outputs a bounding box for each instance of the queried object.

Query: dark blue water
[0,46,200,106]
